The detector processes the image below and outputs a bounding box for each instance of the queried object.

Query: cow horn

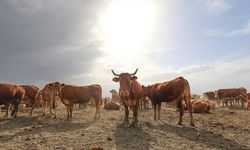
[130,68,138,75]
[111,69,120,76]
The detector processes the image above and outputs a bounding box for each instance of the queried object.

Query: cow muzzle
[119,91,129,99]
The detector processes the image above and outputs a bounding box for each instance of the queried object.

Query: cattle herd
[1,69,250,128]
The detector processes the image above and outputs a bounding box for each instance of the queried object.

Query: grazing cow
[112,68,143,127]
[0,83,25,118]
[234,94,248,108]
[54,84,102,119]
[110,89,121,103]
[216,87,247,107]
[192,100,210,113]
[142,76,194,126]
[41,82,62,118]
[203,91,216,100]
[19,85,41,116]
[104,98,123,110]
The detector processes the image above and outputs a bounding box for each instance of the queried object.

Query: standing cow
[216,87,247,107]
[41,82,62,118]
[19,85,41,116]
[50,83,102,119]
[142,76,194,126]
[0,83,25,118]
[112,68,143,127]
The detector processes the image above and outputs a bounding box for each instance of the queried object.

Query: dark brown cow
[54,84,102,119]
[110,89,121,103]
[216,87,247,107]
[41,82,62,118]
[142,76,194,126]
[0,83,25,118]
[19,85,41,116]
[112,68,143,127]
[203,91,216,100]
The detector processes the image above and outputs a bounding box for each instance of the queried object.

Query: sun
[99,0,156,56]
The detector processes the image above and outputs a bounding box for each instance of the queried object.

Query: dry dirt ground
[0,105,250,150]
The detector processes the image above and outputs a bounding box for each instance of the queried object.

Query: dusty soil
[0,106,250,150]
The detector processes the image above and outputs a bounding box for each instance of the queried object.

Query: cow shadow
[114,123,150,150]
[146,121,249,150]
[0,116,95,143]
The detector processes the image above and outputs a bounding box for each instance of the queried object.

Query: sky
[0,0,250,97]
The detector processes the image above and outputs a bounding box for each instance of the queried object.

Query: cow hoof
[3,115,8,118]
[190,122,195,126]
[177,122,183,126]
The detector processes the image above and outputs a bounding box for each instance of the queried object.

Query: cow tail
[184,80,192,110]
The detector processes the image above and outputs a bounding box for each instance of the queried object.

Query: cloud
[195,0,232,14]
[226,21,250,36]
[206,21,250,37]
[136,55,250,95]
[0,0,109,87]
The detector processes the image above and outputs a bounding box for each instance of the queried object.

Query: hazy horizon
[1,0,250,97]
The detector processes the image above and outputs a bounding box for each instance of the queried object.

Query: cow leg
[124,105,129,127]
[3,104,10,117]
[178,107,184,125]
[66,106,70,118]
[94,98,101,119]
[11,99,19,118]
[157,102,162,120]
[132,107,138,126]
[29,101,38,116]
[69,104,74,118]
[153,103,157,121]
[186,100,195,126]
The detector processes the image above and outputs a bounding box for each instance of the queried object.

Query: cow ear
[61,83,65,87]
[131,76,137,80]
[112,77,119,82]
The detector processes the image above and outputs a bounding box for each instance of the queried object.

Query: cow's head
[112,68,138,99]
[142,85,152,97]
[48,82,65,96]
[109,89,117,94]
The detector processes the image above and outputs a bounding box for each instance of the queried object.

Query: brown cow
[203,91,216,100]
[0,83,25,118]
[110,89,121,103]
[19,85,41,116]
[234,94,248,108]
[112,68,143,127]
[192,100,210,113]
[142,76,194,126]
[41,82,62,118]
[103,97,123,110]
[245,100,250,110]
[247,93,250,99]
[54,84,102,119]
[216,87,247,107]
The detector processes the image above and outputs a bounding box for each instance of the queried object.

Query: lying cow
[0,83,25,118]
[103,98,123,110]
[192,100,210,113]
[50,83,102,119]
